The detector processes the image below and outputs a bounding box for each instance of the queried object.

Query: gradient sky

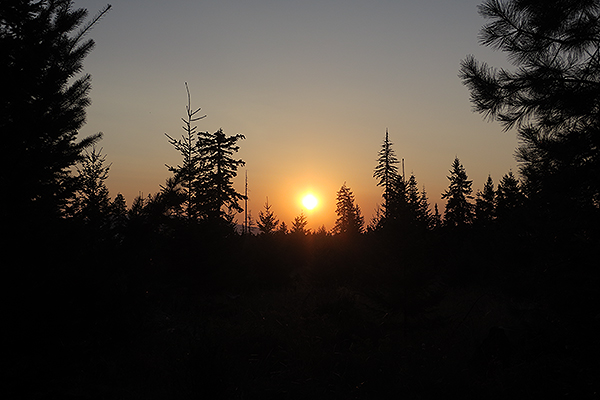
[76,0,519,230]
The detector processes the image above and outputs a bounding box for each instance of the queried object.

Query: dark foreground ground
[8,232,600,399]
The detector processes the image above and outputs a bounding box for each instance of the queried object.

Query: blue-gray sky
[77,0,518,229]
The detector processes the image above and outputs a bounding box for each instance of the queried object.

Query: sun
[302,194,318,210]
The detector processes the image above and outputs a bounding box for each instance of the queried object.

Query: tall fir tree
[197,128,246,222]
[164,86,246,227]
[373,129,400,221]
[0,1,111,223]
[333,183,364,235]
[441,157,474,228]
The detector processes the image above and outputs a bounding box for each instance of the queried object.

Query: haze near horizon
[77,0,519,230]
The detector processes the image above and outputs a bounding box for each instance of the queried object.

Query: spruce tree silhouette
[291,212,309,235]
[442,157,474,228]
[333,182,364,235]
[278,221,289,235]
[373,129,400,223]
[165,85,246,231]
[382,173,426,234]
[257,197,280,234]
[0,1,111,224]
[3,5,113,397]
[197,128,246,226]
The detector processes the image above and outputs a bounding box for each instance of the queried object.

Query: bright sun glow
[302,194,318,210]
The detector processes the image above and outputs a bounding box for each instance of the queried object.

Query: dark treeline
[4,1,599,398]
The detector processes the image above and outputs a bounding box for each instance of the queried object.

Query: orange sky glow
[76,0,519,231]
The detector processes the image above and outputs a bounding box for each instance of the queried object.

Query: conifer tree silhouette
[333,183,364,235]
[381,175,410,231]
[373,130,400,222]
[0,1,111,222]
[475,175,496,226]
[197,128,246,223]
[72,146,111,226]
[278,221,289,235]
[165,85,246,226]
[291,212,309,235]
[257,198,279,234]
[406,173,431,230]
[496,171,525,226]
[442,157,474,227]
[165,83,206,220]
[460,0,600,233]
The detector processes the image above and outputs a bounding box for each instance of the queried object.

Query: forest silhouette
[3,1,599,398]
